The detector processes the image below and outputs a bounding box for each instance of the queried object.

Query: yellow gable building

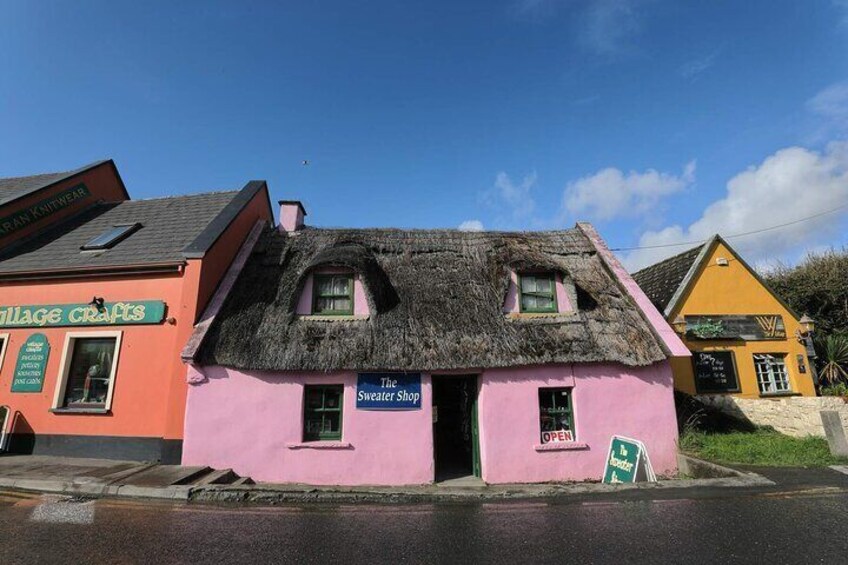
[634,236,816,399]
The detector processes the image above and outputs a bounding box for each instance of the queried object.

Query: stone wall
[695,395,848,438]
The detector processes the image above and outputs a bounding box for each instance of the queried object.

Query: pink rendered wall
[183,360,678,486]
[295,270,370,316]
[182,367,433,485]
[478,362,679,483]
[503,271,572,314]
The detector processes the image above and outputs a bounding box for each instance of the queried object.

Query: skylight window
[81,223,142,251]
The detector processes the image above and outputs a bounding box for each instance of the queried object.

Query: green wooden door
[471,381,481,478]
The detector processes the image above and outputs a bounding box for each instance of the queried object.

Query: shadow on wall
[7,412,35,454]
[674,391,757,434]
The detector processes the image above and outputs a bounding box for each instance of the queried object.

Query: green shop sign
[602,436,656,484]
[0,301,166,328]
[0,183,91,238]
[11,333,49,392]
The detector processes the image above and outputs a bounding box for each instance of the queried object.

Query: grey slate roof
[0,160,115,206]
[0,191,239,275]
[632,244,705,313]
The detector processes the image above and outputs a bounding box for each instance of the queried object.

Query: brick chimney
[279,200,307,232]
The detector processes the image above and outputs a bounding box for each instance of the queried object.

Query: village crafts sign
[0,301,166,328]
[11,333,49,392]
[0,183,91,238]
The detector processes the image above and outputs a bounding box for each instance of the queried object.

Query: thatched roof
[195,225,668,371]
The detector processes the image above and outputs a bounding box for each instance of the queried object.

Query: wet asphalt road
[1,488,847,564]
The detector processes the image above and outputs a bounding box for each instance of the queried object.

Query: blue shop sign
[356,373,422,410]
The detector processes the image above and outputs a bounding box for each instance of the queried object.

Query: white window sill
[49,407,111,415]
[534,442,589,452]
[296,315,369,322]
[286,441,353,450]
[505,312,577,320]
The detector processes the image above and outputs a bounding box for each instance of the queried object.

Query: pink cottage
[180,202,687,485]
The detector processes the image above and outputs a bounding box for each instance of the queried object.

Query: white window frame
[51,331,123,411]
[754,353,791,395]
[0,333,9,373]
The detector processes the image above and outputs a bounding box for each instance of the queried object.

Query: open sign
[541,429,574,444]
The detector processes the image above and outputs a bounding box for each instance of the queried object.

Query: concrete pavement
[0,453,778,504]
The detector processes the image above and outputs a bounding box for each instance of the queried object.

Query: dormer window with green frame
[312,273,354,315]
[519,273,558,313]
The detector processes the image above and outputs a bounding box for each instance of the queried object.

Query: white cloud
[679,50,720,80]
[511,0,644,57]
[835,1,848,26]
[483,171,539,225]
[458,220,485,232]
[579,0,642,56]
[806,81,848,138]
[563,160,696,220]
[623,142,848,271]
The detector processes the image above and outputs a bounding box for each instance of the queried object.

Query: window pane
[333,298,351,313]
[324,389,341,409]
[323,412,341,433]
[316,277,335,295]
[535,276,553,294]
[63,338,116,407]
[332,276,350,295]
[521,276,537,293]
[521,295,537,310]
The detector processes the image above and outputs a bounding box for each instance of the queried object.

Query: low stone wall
[695,395,848,438]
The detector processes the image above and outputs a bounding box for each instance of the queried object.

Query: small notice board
[602,435,656,484]
[691,350,739,393]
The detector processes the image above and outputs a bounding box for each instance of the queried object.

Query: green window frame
[539,387,575,440]
[303,385,343,441]
[519,273,558,313]
[312,273,354,315]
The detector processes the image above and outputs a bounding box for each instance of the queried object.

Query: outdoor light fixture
[88,296,105,311]
[796,314,816,342]
[672,315,687,334]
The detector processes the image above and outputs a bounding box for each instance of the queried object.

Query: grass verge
[680,428,847,467]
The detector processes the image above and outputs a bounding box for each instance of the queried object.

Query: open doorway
[432,375,480,482]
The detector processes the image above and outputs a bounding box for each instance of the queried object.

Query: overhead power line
[610,200,848,252]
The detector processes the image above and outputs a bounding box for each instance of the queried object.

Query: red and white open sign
[541,429,574,444]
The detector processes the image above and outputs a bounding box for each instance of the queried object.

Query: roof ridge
[632,242,706,276]
[129,189,239,202]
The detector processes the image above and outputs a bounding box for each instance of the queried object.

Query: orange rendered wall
[0,186,272,445]
[669,241,816,398]
[161,187,273,441]
[0,162,127,247]
[0,272,187,440]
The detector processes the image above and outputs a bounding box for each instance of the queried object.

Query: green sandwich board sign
[602,435,656,484]
[0,301,166,328]
[11,333,49,393]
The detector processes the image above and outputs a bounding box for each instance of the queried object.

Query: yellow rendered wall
[669,241,816,398]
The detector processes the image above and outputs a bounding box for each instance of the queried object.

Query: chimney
[279,200,307,232]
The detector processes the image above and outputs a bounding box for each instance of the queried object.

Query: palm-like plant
[818,334,848,385]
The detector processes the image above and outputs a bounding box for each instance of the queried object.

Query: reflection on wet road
[1,489,847,563]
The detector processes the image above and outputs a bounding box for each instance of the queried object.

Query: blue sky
[2,1,848,270]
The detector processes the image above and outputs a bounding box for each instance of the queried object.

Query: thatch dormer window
[504,268,575,316]
[519,273,558,313]
[313,273,354,315]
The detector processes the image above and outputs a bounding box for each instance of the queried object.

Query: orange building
[0,160,272,461]
[633,235,817,399]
